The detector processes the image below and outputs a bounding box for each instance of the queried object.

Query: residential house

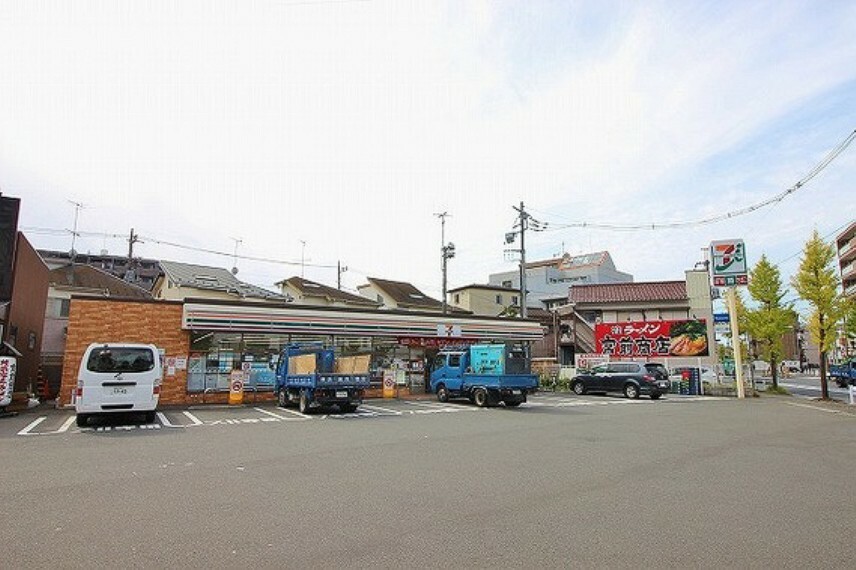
[276,276,380,308]
[488,251,633,309]
[447,283,519,316]
[358,277,460,313]
[153,261,287,303]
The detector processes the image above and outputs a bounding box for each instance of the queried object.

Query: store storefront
[59,297,544,406]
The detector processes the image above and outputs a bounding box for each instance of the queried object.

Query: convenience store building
[58,297,544,406]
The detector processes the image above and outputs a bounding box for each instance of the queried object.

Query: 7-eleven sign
[710,239,748,286]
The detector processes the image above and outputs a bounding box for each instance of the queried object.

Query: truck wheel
[299,391,311,414]
[76,414,89,428]
[473,388,488,407]
[277,389,289,408]
[623,383,640,399]
[436,384,449,403]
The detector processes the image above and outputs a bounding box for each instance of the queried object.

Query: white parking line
[17,417,47,435]
[182,411,204,426]
[254,407,305,421]
[56,415,76,433]
[360,404,403,415]
[156,412,183,428]
[403,401,453,409]
[275,406,312,419]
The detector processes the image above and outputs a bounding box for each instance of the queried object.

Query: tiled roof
[159,260,286,301]
[366,277,444,309]
[49,264,152,299]
[568,281,687,304]
[447,283,517,293]
[278,277,379,306]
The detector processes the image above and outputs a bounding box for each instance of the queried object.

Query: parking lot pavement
[0,393,727,438]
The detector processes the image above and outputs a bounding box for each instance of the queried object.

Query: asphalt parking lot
[2,392,727,437]
[2,392,855,569]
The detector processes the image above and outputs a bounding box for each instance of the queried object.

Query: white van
[75,343,163,427]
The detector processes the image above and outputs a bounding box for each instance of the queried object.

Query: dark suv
[571,362,670,400]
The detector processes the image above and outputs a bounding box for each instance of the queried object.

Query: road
[1,393,854,568]
[773,373,853,400]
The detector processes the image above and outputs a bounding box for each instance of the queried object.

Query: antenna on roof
[229,237,242,275]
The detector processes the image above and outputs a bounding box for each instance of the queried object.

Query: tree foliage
[744,255,794,388]
[791,230,846,398]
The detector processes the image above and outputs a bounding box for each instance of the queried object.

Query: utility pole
[337,261,348,290]
[128,228,140,260]
[513,201,528,319]
[434,212,454,315]
[300,240,307,278]
[68,200,84,257]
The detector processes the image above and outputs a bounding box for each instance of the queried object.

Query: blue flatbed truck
[275,345,370,414]
[830,358,856,388]
[429,343,538,407]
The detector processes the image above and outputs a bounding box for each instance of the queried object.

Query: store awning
[182,301,544,342]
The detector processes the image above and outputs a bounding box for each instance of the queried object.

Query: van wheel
[436,384,449,403]
[145,411,156,423]
[76,414,89,428]
[473,388,488,407]
[299,391,311,414]
[624,383,640,399]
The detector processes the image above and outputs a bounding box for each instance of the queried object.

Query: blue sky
[1,0,854,305]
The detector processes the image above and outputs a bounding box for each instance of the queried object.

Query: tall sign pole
[513,201,528,319]
[711,240,749,399]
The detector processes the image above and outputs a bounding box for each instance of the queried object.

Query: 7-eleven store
[58,297,544,406]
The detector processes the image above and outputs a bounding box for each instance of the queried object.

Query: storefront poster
[595,319,709,357]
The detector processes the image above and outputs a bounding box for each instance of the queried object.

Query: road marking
[360,404,402,415]
[157,412,183,428]
[182,411,204,426]
[275,406,312,419]
[56,415,76,433]
[254,407,304,421]
[403,401,454,409]
[17,416,47,435]
[784,402,856,416]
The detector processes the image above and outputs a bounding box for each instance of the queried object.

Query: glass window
[449,354,461,367]
[454,293,460,304]
[86,347,155,373]
[495,294,502,304]
[511,296,518,306]
[59,299,71,317]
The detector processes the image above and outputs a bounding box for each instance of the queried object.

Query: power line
[21,226,338,269]
[536,128,856,232]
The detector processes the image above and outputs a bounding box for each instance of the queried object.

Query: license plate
[336,391,348,398]
[511,390,521,395]
[113,387,128,395]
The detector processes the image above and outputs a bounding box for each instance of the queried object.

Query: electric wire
[533,128,856,232]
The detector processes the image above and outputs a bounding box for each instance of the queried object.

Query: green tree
[791,230,847,399]
[744,255,794,389]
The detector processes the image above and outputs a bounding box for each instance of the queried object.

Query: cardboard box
[289,354,316,374]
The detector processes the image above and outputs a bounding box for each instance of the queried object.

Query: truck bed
[461,373,538,390]
[279,373,371,389]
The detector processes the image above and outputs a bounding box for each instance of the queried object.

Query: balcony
[840,238,856,264]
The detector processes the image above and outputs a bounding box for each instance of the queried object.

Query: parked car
[571,362,669,400]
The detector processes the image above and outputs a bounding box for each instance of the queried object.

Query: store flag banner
[595,320,709,357]
[710,239,748,287]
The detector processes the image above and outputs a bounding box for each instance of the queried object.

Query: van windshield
[87,348,155,373]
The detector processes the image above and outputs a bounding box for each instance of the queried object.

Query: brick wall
[59,298,191,406]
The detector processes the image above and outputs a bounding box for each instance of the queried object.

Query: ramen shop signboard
[595,319,709,357]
